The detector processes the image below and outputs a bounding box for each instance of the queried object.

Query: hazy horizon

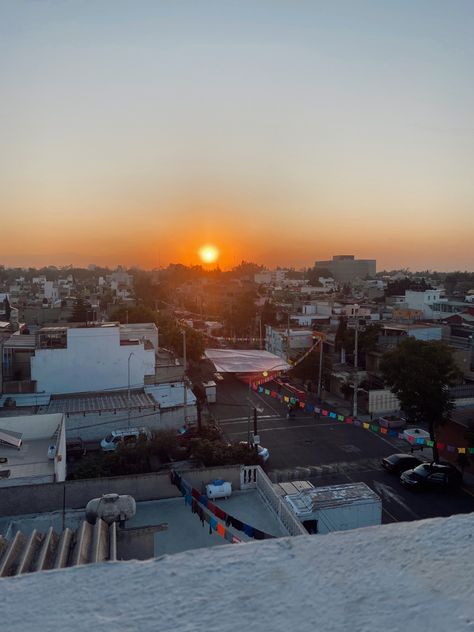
[1,1,473,272]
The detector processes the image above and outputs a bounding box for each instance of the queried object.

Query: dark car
[400,462,463,491]
[66,438,87,461]
[381,453,424,475]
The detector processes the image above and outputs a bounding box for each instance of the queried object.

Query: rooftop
[2,512,473,631]
[0,414,63,486]
[43,390,156,414]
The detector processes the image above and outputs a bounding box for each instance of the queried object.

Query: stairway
[0,519,116,578]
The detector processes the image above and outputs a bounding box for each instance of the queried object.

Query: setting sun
[198,244,219,264]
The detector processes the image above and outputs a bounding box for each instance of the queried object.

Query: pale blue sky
[1,1,473,269]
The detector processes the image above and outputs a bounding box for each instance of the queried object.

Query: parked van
[100,427,151,452]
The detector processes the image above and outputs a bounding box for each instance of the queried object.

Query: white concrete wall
[368,389,400,415]
[120,324,159,351]
[404,290,443,318]
[63,405,197,442]
[54,416,67,482]
[31,327,155,394]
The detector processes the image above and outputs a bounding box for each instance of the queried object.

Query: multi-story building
[314,255,376,283]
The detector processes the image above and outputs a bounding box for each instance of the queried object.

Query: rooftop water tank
[85,493,136,525]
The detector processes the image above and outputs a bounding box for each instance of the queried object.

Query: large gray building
[314,255,376,283]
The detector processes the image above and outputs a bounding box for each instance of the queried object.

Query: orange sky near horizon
[1,2,474,273]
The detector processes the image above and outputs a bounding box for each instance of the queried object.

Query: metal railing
[240,465,307,536]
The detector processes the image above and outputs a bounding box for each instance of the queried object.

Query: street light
[182,329,187,425]
[127,352,134,428]
[347,305,365,419]
[247,361,287,446]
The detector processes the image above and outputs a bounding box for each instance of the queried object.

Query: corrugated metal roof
[3,335,36,349]
[0,394,51,408]
[45,390,156,414]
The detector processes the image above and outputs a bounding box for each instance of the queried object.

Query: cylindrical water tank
[206,480,232,500]
[85,493,136,525]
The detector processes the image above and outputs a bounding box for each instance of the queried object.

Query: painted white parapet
[241,465,307,536]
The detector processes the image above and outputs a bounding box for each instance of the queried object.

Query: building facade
[315,255,376,283]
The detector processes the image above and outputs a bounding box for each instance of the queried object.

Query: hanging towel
[243,524,254,538]
[230,517,243,531]
[214,506,227,521]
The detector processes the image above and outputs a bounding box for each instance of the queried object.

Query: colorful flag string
[252,384,474,456]
[170,470,276,541]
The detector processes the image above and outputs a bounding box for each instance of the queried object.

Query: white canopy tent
[205,349,290,375]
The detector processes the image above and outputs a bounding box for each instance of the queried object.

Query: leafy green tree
[110,304,157,324]
[70,297,89,323]
[260,300,277,326]
[222,293,257,336]
[380,338,460,462]
[306,267,332,285]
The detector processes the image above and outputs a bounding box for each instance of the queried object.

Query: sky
[1,0,473,272]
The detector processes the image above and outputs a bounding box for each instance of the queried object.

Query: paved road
[211,375,474,526]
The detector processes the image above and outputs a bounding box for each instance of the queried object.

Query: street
[211,375,474,525]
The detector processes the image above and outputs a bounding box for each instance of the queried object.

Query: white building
[31,324,155,395]
[120,323,159,352]
[254,269,287,285]
[403,290,447,319]
[265,326,314,362]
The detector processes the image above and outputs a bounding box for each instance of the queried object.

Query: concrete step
[35,527,59,572]
[71,521,93,566]
[90,519,109,564]
[0,531,27,577]
[109,522,117,562]
[54,528,74,569]
[0,535,8,561]
[16,529,44,575]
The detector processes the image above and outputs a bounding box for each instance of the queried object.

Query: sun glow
[198,244,219,264]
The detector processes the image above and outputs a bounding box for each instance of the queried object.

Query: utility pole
[127,352,134,428]
[253,407,258,455]
[247,378,252,445]
[317,336,323,400]
[350,305,365,419]
[353,317,359,419]
[182,329,187,425]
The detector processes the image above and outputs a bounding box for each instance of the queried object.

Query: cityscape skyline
[1,1,473,271]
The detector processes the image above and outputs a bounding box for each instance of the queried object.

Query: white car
[239,441,270,463]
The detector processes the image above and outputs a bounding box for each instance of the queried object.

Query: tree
[260,300,277,326]
[380,338,460,462]
[70,297,88,323]
[110,304,157,324]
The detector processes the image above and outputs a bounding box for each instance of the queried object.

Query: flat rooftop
[0,438,54,486]
[0,490,286,556]
[43,390,156,414]
[0,413,63,486]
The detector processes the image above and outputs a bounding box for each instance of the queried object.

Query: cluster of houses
[0,266,135,327]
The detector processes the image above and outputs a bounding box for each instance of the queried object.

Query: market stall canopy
[205,349,290,374]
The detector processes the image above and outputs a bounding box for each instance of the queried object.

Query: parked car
[100,427,151,452]
[400,462,463,491]
[381,453,424,475]
[66,438,87,461]
[176,425,198,442]
[378,416,406,430]
[239,441,270,463]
